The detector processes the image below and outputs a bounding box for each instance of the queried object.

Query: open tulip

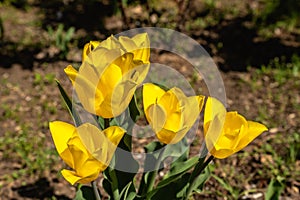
[143,83,204,144]
[49,121,125,185]
[64,33,150,118]
[204,97,268,159]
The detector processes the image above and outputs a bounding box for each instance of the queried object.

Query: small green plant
[0,125,56,178]
[34,72,56,88]
[47,24,75,59]
[211,173,240,199]
[265,176,285,200]
[252,0,300,37]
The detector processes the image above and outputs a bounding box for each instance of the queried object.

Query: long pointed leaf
[56,80,82,126]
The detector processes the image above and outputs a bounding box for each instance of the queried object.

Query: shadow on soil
[12,177,71,199]
[194,15,300,71]
[0,4,299,72]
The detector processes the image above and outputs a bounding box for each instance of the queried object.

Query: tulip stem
[184,155,214,200]
[103,118,120,199]
[91,181,101,200]
[145,147,165,198]
[104,118,110,129]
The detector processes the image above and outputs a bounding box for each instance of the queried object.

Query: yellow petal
[204,99,226,155]
[73,71,105,115]
[163,111,182,132]
[210,148,235,159]
[158,88,181,115]
[114,52,135,76]
[84,47,123,75]
[146,103,167,133]
[102,126,126,163]
[64,65,78,85]
[99,35,121,50]
[222,112,248,150]
[129,62,150,85]
[77,124,125,166]
[96,73,136,118]
[143,83,166,120]
[49,121,75,167]
[119,33,150,62]
[118,35,138,52]
[180,95,204,131]
[61,168,100,185]
[97,63,123,98]
[67,133,91,171]
[110,80,137,117]
[196,95,205,111]
[235,120,268,152]
[204,112,226,155]
[168,127,190,144]
[76,123,105,159]
[102,126,126,146]
[156,128,177,144]
[204,97,226,135]
[82,41,101,61]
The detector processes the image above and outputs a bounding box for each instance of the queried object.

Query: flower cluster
[50,33,267,199]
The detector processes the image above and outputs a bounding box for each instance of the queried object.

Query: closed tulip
[143,83,204,144]
[204,97,268,159]
[49,121,125,185]
[64,33,150,118]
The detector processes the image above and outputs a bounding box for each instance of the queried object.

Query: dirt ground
[0,0,300,199]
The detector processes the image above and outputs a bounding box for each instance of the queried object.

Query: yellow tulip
[204,97,268,159]
[143,83,204,144]
[64,33,150,118]
[49,121,125,185]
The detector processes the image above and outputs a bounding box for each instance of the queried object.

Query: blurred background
[0,0,299,199]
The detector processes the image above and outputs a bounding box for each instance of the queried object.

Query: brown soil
[0,0,300,199]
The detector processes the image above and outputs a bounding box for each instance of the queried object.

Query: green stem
[184,155,214,200]
[110,167,120,200]
[104,118,110,129]
[104,118,120,200]
[91,181,101,200]
[145,147,165,199]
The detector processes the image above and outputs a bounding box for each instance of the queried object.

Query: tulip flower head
[65,33,150,118]
[143,83,204,144]
[204,97,268,159]
[49,121,125,185]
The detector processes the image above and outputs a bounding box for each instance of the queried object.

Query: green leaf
[144,141,164,153]
[138,142,165,196]
[149,159,210,199]
[186,166,210,195]
[103,167,120,200]
[161,156,199,184]
[119,182,136,200]
[161,139,189,161]
[56,80,82,126]
[265,176,285,200]
[74,185,97,200]
[146,173,191,200]
[128,94,141,122]
[97,116,105,130]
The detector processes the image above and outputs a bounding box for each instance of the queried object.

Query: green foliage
[0,125,56,178]
[211,174,240,199]
[265,176,285,200]
[47,24,75,59]
[0,0,28,8]
[252,0,300,35]
[75,185,97,200]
